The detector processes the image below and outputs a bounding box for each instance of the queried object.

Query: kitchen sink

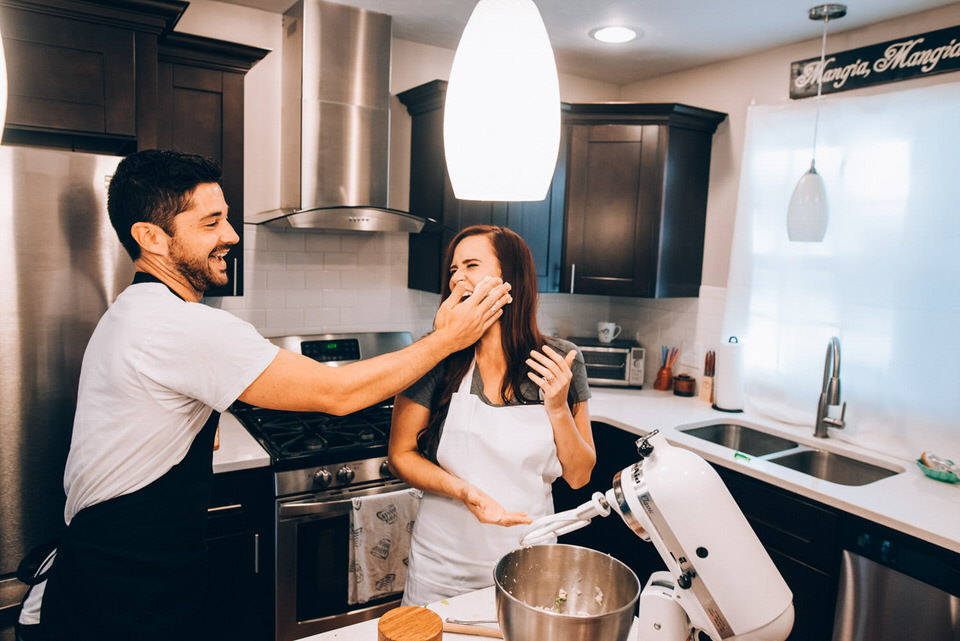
[769,449,899,486]
[679,423,799,456]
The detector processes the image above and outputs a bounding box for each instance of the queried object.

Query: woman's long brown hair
[416,225,548,461]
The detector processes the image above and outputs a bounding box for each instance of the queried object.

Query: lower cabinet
[713,466,841,641]
[203,468,274,641]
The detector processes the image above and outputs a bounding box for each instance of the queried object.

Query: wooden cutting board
[377,606,442,641]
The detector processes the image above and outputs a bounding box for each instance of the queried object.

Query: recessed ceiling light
[589,26,639,44]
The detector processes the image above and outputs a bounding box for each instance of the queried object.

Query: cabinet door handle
[253,532,260,574]
[232,257,238,296]
[570,263,576,294]
[207,503,243,514]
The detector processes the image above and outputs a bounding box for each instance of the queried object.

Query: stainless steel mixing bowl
[494,544,640,641]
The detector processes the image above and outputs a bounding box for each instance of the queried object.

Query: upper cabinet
[0,0,268,296]
[397,80,567,294]
[0,0,186,154]
[157,33,269,297]
[398,81,726,298]
[562,103,726,298]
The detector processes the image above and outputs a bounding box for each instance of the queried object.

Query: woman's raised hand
[527,345,577,412]
[462,484,531,527]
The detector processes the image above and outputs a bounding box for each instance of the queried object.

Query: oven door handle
[278,483,411,518]
[279,497,357,518]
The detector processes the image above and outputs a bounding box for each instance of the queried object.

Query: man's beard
[169,238,231,293]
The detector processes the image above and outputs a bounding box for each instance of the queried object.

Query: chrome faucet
[814,336,846,438]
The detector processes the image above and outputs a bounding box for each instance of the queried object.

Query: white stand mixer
[522,430,795,641]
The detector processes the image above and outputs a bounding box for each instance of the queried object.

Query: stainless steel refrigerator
[0,145,133,634]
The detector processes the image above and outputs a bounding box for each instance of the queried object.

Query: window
[723,81,960,456]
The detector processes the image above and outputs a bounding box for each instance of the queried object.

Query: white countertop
[209,391,960,553]
[212,410,270,474]
[587,387,960,554]
[300,586,638,641]
[302,587,499,641]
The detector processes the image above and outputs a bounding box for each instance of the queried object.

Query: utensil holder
[653,366,672,390]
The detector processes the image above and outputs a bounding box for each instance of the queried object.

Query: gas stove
[236,331,418,641]
[228,331,413,488]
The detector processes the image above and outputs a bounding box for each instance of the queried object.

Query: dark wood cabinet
[157,33,268,297]
[203,468,274,641]
[0,2,266,296]
[714,465,841,641]
[0,0,184,154]
[397,80,567,293]
[397,84,725,297]
[562,103,726,297]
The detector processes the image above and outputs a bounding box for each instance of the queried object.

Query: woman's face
[448,234,502,298]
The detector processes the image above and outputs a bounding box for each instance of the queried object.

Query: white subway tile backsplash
[265,306,304,330]
[214,230,726,369]
[304,270,341,289]
[266,270,305,290]
[285,251,327,269]
[304,233,342,253]
[322,288,358,307]
[323,252,359,270]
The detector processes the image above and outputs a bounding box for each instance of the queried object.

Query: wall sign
[790,24,960,99]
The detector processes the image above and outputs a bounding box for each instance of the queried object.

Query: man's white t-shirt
[61,281,279,523]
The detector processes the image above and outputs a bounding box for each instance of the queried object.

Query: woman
[389,225,595,606]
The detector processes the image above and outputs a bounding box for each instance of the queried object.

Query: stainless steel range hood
[248,0,429,232]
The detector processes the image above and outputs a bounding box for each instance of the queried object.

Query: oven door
[275,479,408,641]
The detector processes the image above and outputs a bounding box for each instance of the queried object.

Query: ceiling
[219,0,959,84]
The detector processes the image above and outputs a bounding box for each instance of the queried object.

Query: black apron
[38,273,220,641]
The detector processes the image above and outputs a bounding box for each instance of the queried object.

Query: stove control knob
[379,460,392,478]
[337,465,355,484]
[313,468,333,489]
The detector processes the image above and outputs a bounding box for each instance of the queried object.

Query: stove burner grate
[230,401,392,460]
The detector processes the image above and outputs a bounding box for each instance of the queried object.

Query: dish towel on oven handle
[348,487,422,605]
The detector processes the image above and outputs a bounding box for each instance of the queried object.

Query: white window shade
[724,82,960,458]
[443,0,560,202]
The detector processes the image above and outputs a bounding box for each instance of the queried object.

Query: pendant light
[787,4,846,242]
[444,0,560,202]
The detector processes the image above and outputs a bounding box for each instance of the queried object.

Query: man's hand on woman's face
[434,276,512,351]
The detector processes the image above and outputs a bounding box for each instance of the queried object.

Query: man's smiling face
[168,182,238,294]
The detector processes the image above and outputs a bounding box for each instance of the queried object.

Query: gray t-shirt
[402,336,591,408]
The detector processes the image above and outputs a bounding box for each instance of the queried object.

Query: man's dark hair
[107,149,222,260]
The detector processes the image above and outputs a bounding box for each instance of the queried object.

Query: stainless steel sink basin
[679,423,799,456]
[769,449,899,486]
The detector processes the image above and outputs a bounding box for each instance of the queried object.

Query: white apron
[402,361,563,605]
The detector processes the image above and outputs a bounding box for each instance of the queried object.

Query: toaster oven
[568,337,645,388]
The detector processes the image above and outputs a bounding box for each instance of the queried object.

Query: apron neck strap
[458,358,477,395]
[132,271,186,302]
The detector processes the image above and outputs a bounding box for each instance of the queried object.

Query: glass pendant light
[444,0,560,202]
[787,4,846,242]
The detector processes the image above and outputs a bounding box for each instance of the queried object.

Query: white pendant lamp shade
[444,0,560,201]
[787,163,828,242]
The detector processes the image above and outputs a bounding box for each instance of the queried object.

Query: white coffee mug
[597,322,622,344]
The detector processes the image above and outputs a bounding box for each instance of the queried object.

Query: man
[17,150,511,640]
